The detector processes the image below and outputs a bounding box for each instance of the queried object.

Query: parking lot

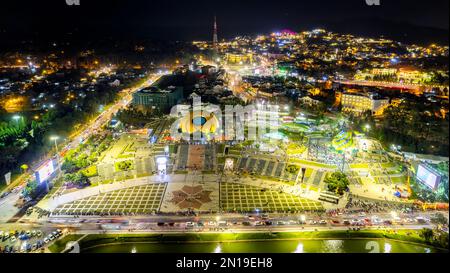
[220,183,324,212]
[1,228,63,253]
[52,183,166,215]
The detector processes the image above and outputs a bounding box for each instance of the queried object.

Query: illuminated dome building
[178,110,220,140]
[225,52,253,65]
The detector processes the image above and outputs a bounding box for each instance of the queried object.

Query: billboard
[35,160,57,183]
[416,164,441,190]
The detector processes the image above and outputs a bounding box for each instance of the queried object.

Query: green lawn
[381,162,396,168]
[81,165,98,177]
[350,163,370,169]
[48,234,84,253]
[289,158,335,169]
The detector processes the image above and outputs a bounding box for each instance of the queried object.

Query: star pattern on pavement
[170,185,213,209]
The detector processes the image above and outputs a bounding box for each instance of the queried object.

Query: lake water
[82,239,444,253]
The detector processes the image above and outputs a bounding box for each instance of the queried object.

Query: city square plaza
[30,112,416,218]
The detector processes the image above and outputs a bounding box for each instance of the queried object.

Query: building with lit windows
[397,68,432,84]
[133,86,183,113]
[225,52,253,64]
[341,92,389,116]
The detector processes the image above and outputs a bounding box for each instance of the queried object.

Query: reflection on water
[384,242,391,253]
[84,239,444,253]
[293,242,304,253]
[213,244,222,253]
[322,240,344,253]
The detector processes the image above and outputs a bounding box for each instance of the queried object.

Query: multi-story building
[132,85,183,113]
[397,68,432,84]
[341,92,389,116]
[225,52,253,64]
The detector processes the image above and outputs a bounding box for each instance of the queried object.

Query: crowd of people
[344,196,416,214]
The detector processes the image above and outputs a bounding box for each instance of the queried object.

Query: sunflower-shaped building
[178,110,220,138]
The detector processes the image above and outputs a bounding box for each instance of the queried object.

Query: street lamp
[364,124,371,135]
[50,136,60,153]
[12,115,22,125]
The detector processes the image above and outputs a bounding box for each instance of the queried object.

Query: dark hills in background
[1,17,448,52]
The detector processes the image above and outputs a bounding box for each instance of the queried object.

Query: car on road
[20,242,28,253]
[0,191,10,198]
[185,222,195,228]
[3,245,11,253]
[254,221,264,226]
[19,234,30,240]
[319,220,327,225]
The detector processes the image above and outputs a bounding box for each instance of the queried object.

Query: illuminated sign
[416,164,441,190]
[156,156,167,173]
[35,160,56,183]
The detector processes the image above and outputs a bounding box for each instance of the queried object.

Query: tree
[324,171,349,195]
[431,213,448,225]
[285,165,300,174]
[419,228,434,243]
[20,164,29,173]
[61,159,79,173]
[436,232,449,249]
[116,160,133,171]
[64,172,89,186]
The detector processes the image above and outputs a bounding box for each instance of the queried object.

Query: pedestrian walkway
[37,176,168,211]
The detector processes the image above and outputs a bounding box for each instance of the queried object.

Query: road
[1,209,442,253]
[0,72,167,223]
[62,72,166,155]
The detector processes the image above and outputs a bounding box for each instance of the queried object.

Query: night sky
[1,0,449,43]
